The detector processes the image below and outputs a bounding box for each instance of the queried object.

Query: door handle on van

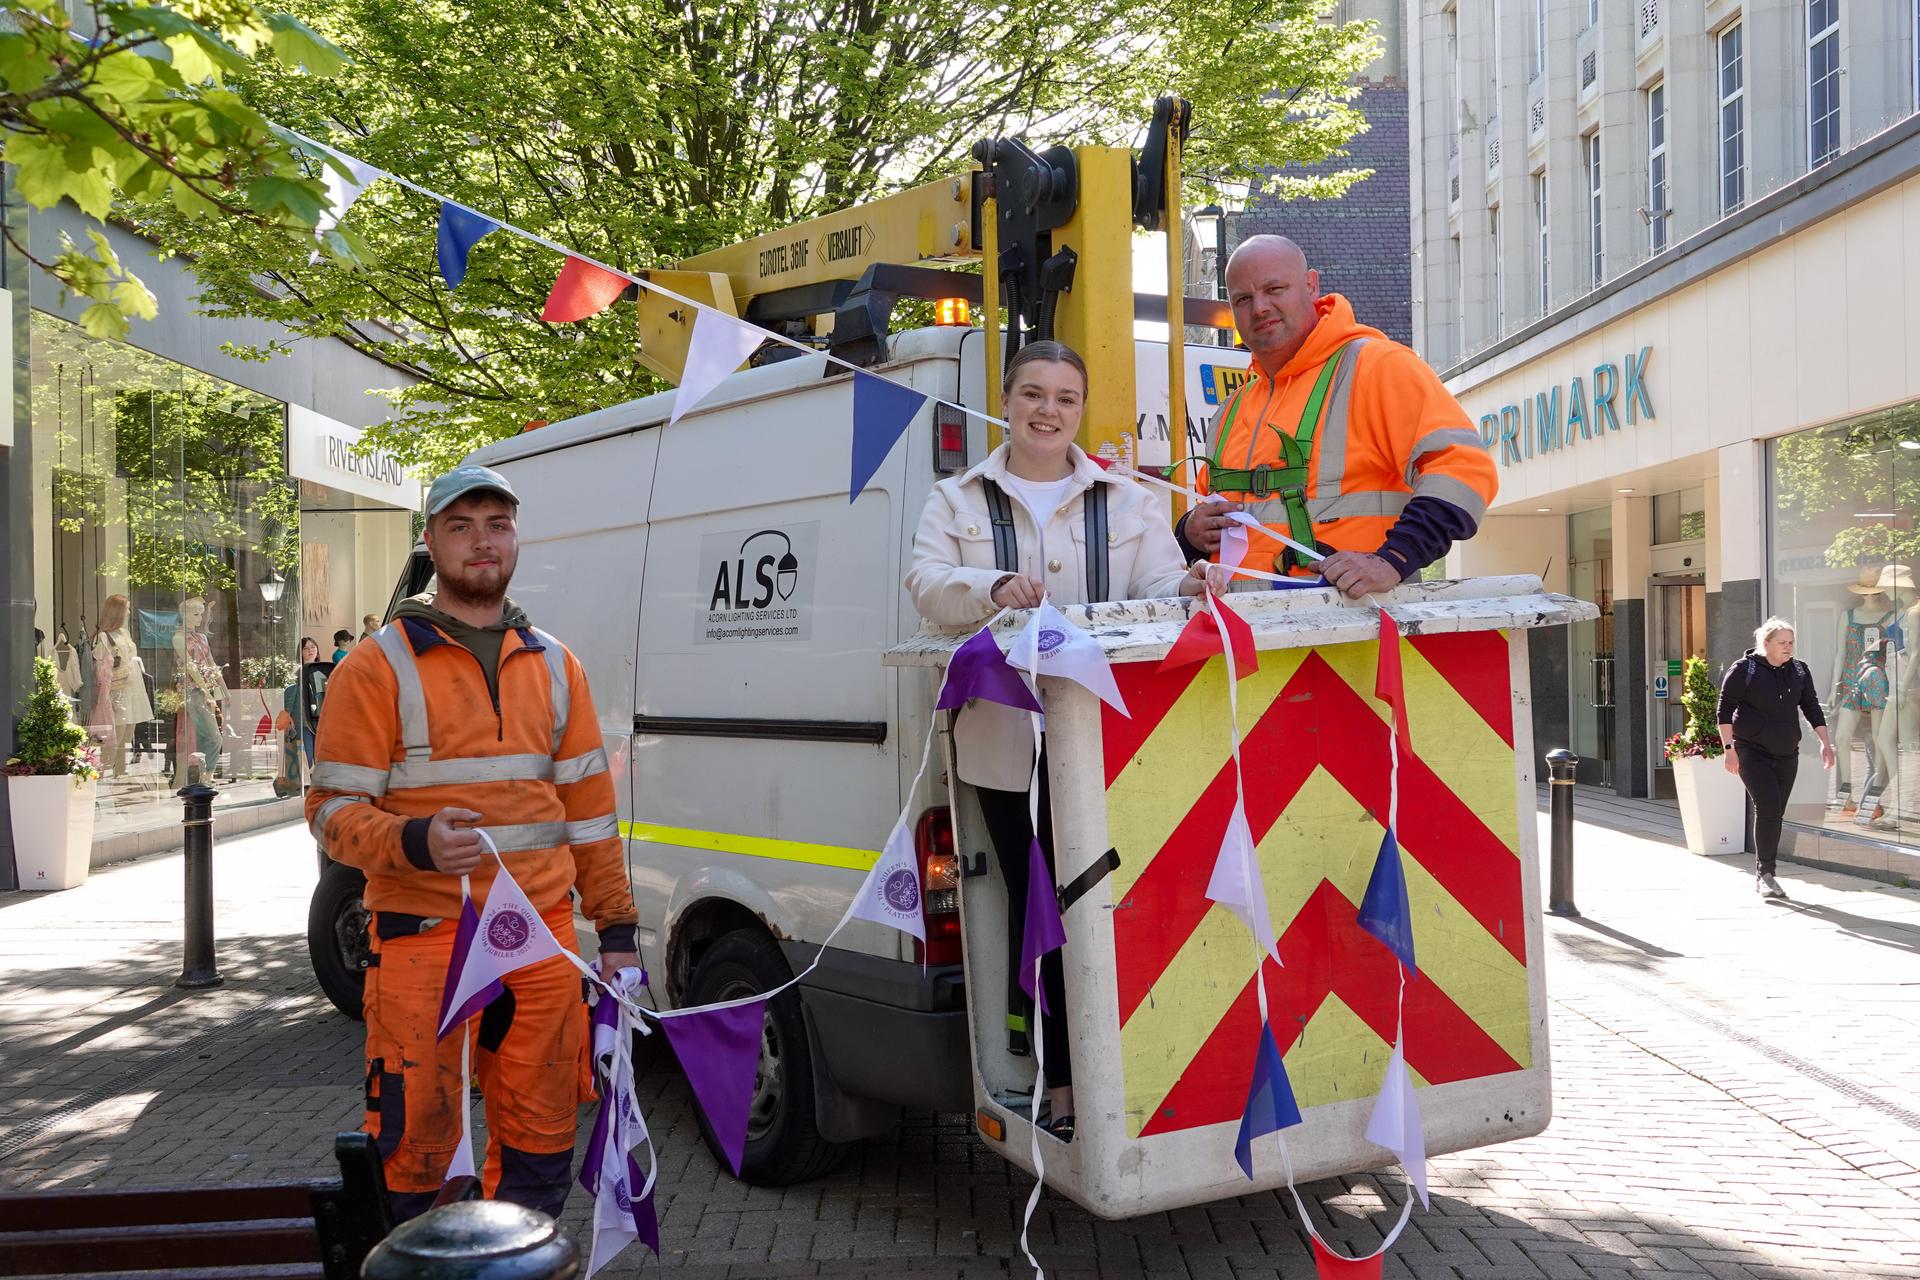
[633,714,888,745]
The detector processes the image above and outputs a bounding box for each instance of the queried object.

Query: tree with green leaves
[137,0,1380,473]
[1772,405,1920,570]
[0,0,342,339]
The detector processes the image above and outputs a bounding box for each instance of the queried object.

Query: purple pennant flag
[622,1150,660,1256]
[934,624,1042,714]
[435,893,505,1036]
[437,202,498,290]
[657,999,769,1176]
[1233,1019,1303,1178]
[850,371,929,501]
[1356,827,1417,977]
[1018,838,1066,1011]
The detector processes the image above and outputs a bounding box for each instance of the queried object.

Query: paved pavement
[3,806,1919,1279]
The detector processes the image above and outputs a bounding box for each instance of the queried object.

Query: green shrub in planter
[6,658,98,781]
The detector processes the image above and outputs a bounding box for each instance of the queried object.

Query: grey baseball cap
[425,464,519,517]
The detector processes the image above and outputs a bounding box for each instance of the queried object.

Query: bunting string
[280,128,1016,437]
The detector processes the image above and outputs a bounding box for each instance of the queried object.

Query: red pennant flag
[542,256,629,322]
[1157,593,1257,679]
[1374,607,1409,746]
[1311,1237,1385,1280]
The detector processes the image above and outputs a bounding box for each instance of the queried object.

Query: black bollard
[361,1200,580,1280]
[174,780,224,990]
[1545,748,1579,918]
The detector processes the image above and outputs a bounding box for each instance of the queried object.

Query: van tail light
[914,806,963,966]
[933,403,968,474]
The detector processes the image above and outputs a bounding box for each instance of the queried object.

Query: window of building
[1766,405,1920,852]
[1648,82,1670,252]
[1652,486,1707,544]
[1531,0,1546,81]
[1808,0,1840,168]
[1490,205,1505,335]
[1533,172,1550,313]
[1719,23,1747,214]
[1588,0,1600,29]
[1586,132,1604,286]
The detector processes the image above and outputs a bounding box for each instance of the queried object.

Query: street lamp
[258,566,286,624]
[1191,204,1227,347]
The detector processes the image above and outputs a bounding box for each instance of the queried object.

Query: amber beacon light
[934,297,971,326]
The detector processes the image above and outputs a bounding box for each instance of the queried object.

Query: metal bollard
[361,1200,580,1279]
[1545,748,1579,918]
[174,781,224,990]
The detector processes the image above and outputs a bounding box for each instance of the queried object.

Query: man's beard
[435,561,511,611]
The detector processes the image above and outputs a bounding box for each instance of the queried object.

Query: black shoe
[1044,1114,1076,1142]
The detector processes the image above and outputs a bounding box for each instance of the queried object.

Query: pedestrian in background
[359,612,380,645]
[331,629,354,663]
[1718,617,1835,900]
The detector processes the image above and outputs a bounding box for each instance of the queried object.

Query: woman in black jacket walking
[1717,618,1835,899]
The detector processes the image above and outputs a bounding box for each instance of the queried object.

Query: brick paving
[2,809,1918,1278]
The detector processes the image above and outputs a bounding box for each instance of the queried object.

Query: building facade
[1,195,418,884]
[1410,0,1920,881]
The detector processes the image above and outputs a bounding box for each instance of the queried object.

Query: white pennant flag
[315,154,381,236]
[1007,599,1129,716]
[585,971,658,1275]
[668,309,766,428]
[840,815,926,942]
[1364,1040,1429,1208]
[436,855,567,1039]
[1205,802,1280,962]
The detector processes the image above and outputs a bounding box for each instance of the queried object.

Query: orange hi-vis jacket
[305,615,637,945]
[1192,294,1497,579]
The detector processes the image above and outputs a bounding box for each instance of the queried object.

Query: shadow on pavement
[1779,900,1920,956]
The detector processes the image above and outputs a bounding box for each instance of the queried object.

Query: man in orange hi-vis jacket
[306,464,637,1221]
[1178,235,1497,597]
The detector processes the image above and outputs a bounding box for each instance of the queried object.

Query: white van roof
[467,325,974,467]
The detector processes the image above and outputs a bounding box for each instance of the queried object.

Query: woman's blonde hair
[98,594,129,634]
[1754,616,1795,648]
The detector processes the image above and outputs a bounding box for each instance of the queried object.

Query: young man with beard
[306,464,638,1220]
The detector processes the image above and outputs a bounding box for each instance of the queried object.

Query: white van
[310,326,1251,1185]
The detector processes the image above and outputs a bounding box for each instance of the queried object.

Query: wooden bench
[0,1133,476,1280]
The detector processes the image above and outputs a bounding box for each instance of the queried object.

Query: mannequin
[1830,572,1895,811]
[1853,564,1914,827]
[90,595,139,777]
[172,595,227,787]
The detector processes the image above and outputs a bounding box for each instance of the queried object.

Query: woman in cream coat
[906,340,1220,1142]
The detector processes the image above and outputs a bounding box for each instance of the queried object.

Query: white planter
[1671,754,1748,856]
[8,774,97,891]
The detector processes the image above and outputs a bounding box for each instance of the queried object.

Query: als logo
[882,867,921,914]
[485,908,533,955]
[1036,628,1068,655]
[708,529,800,610]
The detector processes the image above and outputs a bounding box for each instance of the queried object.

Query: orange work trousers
[362,903,593,1220]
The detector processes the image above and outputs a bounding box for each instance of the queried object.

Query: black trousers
[1736,744,1797,877]
[974,754,1071,1090]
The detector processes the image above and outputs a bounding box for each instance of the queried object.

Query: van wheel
[683,930,846,1185]
[308,860,370,1021]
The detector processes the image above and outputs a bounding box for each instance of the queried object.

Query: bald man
[1180,236,1497,597]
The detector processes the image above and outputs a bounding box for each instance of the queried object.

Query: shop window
[1767,403,1920,854]
[1652,486,1706,544]
[30,311,298,842]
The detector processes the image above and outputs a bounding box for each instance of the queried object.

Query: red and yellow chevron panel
[1103,628,1529,1140]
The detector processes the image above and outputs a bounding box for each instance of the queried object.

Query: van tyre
[684,929,846,1185]
[309,860,370,1021]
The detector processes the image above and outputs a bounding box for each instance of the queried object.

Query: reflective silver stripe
[1402,428,1489,488]
[530,629,570,754]
[310,794,370,849]
[388,754,555,790]
[1409,472,1490,523]
[1314,338,1369,498]
[567,814,620,845]
[554,747,610,786]
[374,625,432,764]
[1308,490,1410,521]
[483,821,570,853]
[310,762,390,797]
[1243,497,1295,530]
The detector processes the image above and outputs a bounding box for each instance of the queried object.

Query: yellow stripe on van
[620,821,879,872]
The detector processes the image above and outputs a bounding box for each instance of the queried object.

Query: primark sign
[1475,347,1655,468]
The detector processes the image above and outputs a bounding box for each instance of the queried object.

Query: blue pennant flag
[1356,826,1417,976]
[437,202,499,290]
[1233,1019,1302,1178]
[849,370,929,501]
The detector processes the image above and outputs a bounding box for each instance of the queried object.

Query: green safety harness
[1204,340,1357,562]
